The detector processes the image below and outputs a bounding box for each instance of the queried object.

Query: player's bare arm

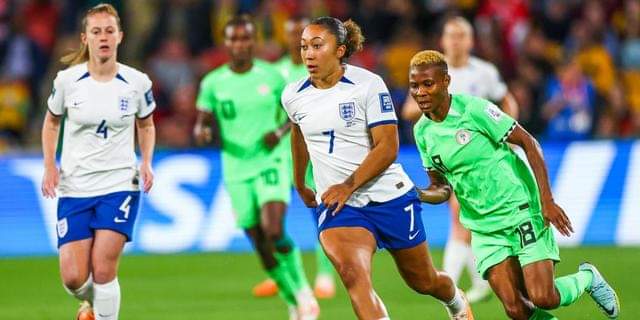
[194,110,215,145]
[506,123,574,236]
[291,123,316,207]
[321,123,398,213]
[41,111,62,198]
[136,115,155,193]
[264,120,291,150]
[417,170,452,204]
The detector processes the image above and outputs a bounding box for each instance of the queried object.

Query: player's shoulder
[254,59,280,75]
[453,93,493,117]
[200,64,230,86]
[54,63,89,86]
[344,64,383,85]
[117,63,152,87]
[282,77,310,103]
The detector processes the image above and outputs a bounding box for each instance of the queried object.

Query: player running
[41,4,156,320]
[410,50,620,320]
[402,16,519,303]
[193,15,318,320]
[253,14,336,300]
[282,17,473,319]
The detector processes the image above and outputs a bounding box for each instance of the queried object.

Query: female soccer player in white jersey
[41,4,155,320]
[402,16,519,303]
[281,17,473,320]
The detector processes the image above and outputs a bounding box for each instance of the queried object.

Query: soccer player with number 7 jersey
[410,50,620,320]
[282,17,473,319]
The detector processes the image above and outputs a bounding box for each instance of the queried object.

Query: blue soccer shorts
[315,189,426,250]
[56,190,140,247]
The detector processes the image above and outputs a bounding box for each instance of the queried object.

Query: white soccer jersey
[448,56,507,101]
[282,64,414,207]
[47,62,155,197]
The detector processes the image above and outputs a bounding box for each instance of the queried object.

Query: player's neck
[230,59,253,73]
[429,94,452,122]
[446,55,469,68]
[87,58,118,82]
[312,65,344,89]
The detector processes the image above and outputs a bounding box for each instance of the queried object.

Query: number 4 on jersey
[96,119,108,139]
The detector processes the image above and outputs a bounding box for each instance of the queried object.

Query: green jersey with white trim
[414,94,540,232]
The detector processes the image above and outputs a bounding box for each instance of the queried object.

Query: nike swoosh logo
[409,230,420,240]
[598,301,616,316]
[114,217,127,223]
[294,112,308,122]
[98,313,113,317]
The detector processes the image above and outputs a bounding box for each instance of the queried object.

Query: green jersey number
[515,221,537,248]
[220,100,236,119]
[261,168,279,186]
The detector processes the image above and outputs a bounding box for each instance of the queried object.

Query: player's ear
[336,44,346,59]
[117,31,123,45]
[81,32,87,45]
[443,73,451,87]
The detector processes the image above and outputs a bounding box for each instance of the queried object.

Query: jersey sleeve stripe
[47,107,63,117]
[367,119,397,128]
[500,122,517,143]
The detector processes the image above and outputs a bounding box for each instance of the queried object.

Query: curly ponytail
[310,17,365,63]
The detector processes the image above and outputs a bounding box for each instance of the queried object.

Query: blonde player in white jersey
[282,17,473,320]
[402,16,519,303]
[41,4,155,320]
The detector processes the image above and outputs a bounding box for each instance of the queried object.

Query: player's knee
[263,225,283,242]
[336,263,368,289]
[502,301,530,320]
[92,263,117,284]
[529,290,559,310]
[61,273,90,291]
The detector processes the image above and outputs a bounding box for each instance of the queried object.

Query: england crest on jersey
[119,96,129,112]
[339,102,356,126]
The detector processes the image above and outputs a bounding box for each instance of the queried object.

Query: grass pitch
[2,247,638,319]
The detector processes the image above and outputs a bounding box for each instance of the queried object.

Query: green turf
[1,247,638,319]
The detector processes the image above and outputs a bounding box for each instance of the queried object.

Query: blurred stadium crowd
[1,0,639,153]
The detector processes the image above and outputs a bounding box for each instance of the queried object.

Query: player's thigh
[226,179,260,229]
[486,257,531,314]
[91,229,126,283]
[256,166,290,229]
[319,227,376,285]
[59,238,94,286]
[388,241,440,288]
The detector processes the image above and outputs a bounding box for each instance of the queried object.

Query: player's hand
[297,187,318,208]
[321,183,354,215]
[263,131,280,150]
[542,200,574,237]
[41,165,59,198]
[140,162,154,193]
[194,125,212,145]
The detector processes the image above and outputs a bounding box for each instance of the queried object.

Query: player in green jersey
[253,15,336,300]
[410,50,620,320]
[193,15,318,319]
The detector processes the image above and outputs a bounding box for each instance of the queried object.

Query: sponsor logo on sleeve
[144,89,154,106]
[484,104,503,122]
[379,92,394,113]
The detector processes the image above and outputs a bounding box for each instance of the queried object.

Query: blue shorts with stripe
[315,189,426,250]
[56,191,140,248]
